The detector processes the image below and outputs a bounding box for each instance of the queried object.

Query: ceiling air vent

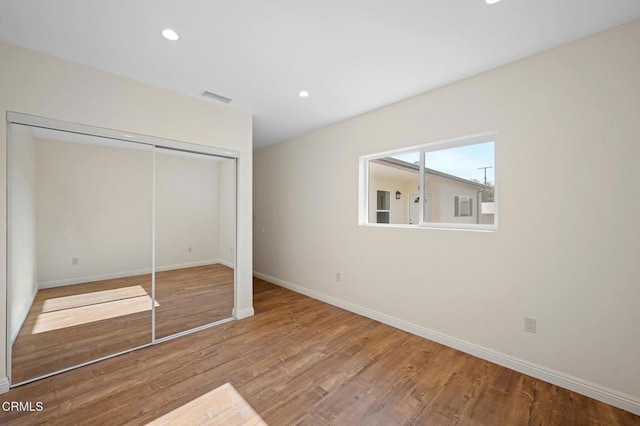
[201,91,232,104]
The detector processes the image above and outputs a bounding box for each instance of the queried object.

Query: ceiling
[1,1,639,150]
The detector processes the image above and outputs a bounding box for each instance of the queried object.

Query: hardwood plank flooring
[11,264,234,384]
[2,278,638,425]
[155,264,234,339]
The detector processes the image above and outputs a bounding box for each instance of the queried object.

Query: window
[454,196,473,217]
[360,133,496,230]
[376,190,390,223]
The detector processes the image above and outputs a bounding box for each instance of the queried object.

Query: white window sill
[359,223,498,232]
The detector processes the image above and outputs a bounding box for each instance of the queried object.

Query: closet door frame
[6,112,239,387]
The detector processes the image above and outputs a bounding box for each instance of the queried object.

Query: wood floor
[155,264,234,339]
[2,278,638,425]
[11,264,234,384]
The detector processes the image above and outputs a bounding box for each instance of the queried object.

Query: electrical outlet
[71,257,78,265]
[336,272,341,282]
[188,247,192,253]
[524,317,536,334]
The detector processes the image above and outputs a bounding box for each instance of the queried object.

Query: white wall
[36,138,153,285]
[218,158,237,267]
[254,19,640,411]
[34,142,234,286]
[155,151,221,271]
[0,40,253,386]
[7,124,38,343]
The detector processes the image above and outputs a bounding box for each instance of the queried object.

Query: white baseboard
[0,377,9,394]
[155,260,221,273]
[39,267,151,289]
[236,307,255,319]
[217,258,235,269]
[253,271,640,416]
[11,284,38,345]
[38,260,222,289]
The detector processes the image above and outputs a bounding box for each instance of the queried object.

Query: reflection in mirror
[154,148,235,339]
[8,124,153,384]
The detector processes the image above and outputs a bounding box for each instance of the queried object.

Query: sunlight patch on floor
[33,295,157,334]
[147,383,267,426]
[41,285,150,313]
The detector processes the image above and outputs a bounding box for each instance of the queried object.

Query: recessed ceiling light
[161,29,180,41]
[298,91,309,98]
[485,0,501,4]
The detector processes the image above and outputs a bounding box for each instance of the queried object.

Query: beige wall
[254,19,640,405]
[0,40,253,383]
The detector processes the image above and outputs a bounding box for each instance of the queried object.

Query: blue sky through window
[390,141,494,184]
[427,142,494,183]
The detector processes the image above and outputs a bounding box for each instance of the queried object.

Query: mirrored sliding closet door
[7,113,238,386]
[154,148,236,340]
[8,123,153,384]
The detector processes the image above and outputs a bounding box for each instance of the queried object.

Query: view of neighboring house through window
[361,135,496,230]
[368,151,421,225]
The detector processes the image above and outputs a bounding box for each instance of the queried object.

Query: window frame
[359,131,498,231]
